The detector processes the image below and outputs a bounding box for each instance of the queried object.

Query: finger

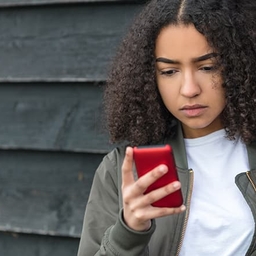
[134,164,168,193]
[143,181,181,206]
[130,203,186,225]
[146,204,186,220]
[122,147,135,187]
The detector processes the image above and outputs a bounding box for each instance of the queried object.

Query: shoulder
[94,145,128,183]
[102,144,128,171]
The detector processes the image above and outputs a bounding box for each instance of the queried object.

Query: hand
[121,147,186,232]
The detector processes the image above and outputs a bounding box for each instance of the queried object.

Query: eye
[200,65,217,72]
[159,69,177,76]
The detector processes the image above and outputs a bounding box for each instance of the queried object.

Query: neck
[182,123,224,139]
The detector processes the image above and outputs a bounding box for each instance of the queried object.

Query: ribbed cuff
[107,209,155,252]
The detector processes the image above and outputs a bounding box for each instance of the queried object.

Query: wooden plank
[0,3,142,82]
[0,150,103,238]
[0,0,145,8]
[0,82,116,153]
[0,231,79,256]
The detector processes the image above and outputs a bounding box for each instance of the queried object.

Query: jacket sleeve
[77,148,155,256]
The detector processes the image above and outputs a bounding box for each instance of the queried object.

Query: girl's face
[155,24,226,138]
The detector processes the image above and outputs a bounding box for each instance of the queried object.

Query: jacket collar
[246,142,256,170]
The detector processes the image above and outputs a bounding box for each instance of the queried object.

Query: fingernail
[159,165,167,174]
[181,205,186,211]
[126,147,131,155]
[172,181,180,189]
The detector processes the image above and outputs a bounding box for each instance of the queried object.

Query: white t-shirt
[179,129,254,256]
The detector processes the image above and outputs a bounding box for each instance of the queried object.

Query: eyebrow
[155,52,218,64]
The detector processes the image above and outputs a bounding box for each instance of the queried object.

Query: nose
[180,70,201,98]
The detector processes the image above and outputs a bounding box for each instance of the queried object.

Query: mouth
[180,104,208,117]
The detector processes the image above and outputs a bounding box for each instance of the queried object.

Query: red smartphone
[133,144,183,208]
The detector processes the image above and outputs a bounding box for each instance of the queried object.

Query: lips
[180,104,207,117]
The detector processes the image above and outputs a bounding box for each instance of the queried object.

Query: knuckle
[135,180,146,191]
[158,207,169,216]
[122,197,129,205]
[121,164,128,173]
[129,204,136,213]
[163,184,173,194]
[145,192,156,204]
[122,191,132,204]
[171,207,182,215]
[134,211,145,221]
[151,168,162,179]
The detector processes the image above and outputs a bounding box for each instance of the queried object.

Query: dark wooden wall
[0,1,144,255]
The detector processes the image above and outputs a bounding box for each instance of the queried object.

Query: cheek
[158,86,178,111]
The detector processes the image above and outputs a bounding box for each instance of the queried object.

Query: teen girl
[78,0,256,255]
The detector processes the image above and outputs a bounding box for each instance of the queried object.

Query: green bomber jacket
[77,126,256,256]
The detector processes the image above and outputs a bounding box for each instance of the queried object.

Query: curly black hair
[104,0,256,146]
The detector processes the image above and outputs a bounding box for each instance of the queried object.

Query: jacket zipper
[246,171,256,192]
[176,169,194,256]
